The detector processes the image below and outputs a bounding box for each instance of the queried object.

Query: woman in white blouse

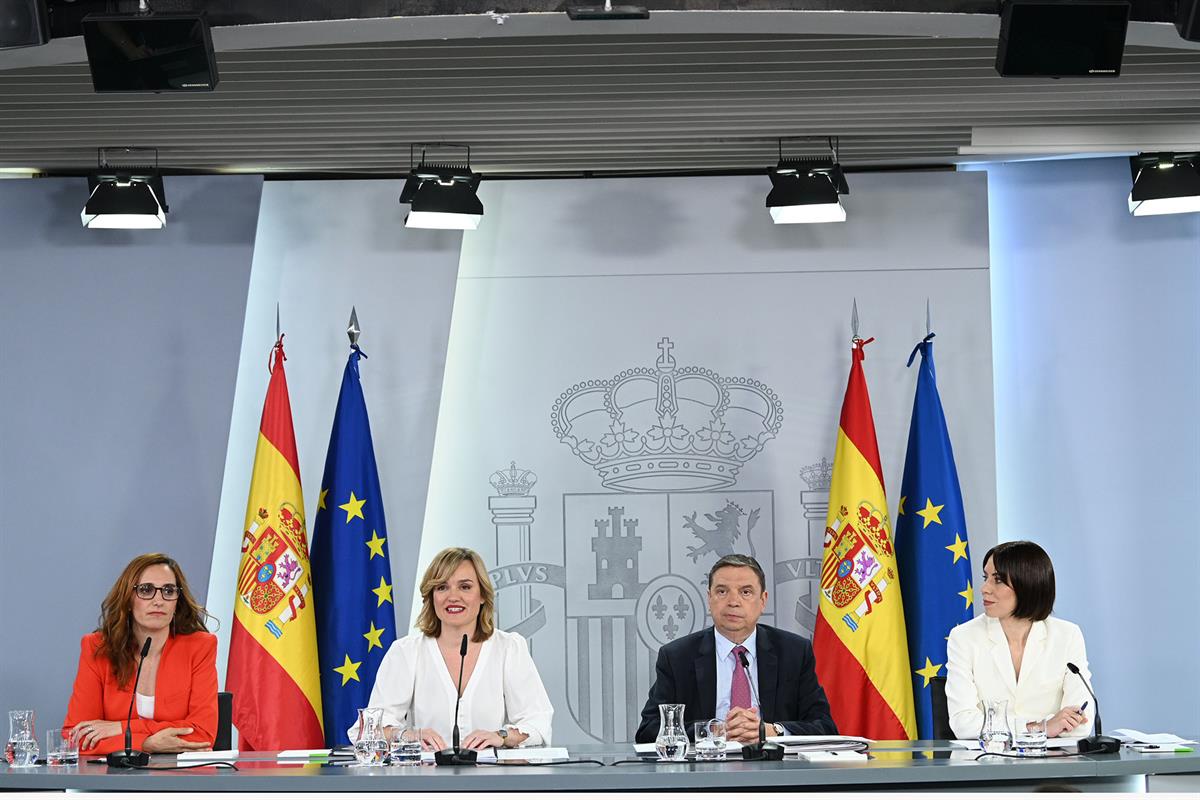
[945,540,1093,740]
[354,546,553,750]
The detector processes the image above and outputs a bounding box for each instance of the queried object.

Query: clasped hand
[725,706,765,744]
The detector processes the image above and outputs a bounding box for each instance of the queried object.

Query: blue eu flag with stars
[894,335,975,739]
[311,346,397,746]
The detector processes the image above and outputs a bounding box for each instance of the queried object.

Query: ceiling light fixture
[766,137,849,224]
[1128,152,1200,216]
[566,0,649,21]
[399,143,483,230]
[81,147,168,229]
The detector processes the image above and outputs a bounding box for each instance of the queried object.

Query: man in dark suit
[636,554,836,743]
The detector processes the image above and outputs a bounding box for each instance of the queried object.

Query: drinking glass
[694,718,727,761]
[388,726,422,765]
[45,728,78,766]
[4,710,38,768]
[1013,716,1048,756]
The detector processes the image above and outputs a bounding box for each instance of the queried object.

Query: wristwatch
[771,723,787,736]
[496,728,509,742]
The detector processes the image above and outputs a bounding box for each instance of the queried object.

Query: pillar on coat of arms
[489,462,538,643]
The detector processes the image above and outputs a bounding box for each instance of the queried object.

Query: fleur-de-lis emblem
[651,595,668,620]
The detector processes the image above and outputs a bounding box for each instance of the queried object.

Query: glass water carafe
[5,709,39,768]
[353,707,388,766]
[654,703,688,761]
[979,699,1012,753]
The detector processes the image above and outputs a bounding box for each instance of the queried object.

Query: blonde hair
[416,547,496,642]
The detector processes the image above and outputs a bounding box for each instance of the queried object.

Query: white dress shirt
[713,629,760,721]
[349,629,553,746]
[945,614,1093,739]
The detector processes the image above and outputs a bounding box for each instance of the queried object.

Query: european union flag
[894,335,975,740]
[311,346,397,746]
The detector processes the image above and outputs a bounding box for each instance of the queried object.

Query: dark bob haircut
[707,553,766,593]
[983,540,1055,621]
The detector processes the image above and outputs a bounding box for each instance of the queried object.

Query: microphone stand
[1067,662,1120,755]
[107,637,153,768]
[736,649,784,762]
[435,634,478,766]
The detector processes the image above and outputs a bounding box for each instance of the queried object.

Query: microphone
[434,634,477,766]
[1067,662,1119,754]
[736,649,784,762]
[107,637,153,768]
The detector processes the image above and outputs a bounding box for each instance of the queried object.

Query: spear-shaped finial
[347,307,361,348]
[851,298,860,341]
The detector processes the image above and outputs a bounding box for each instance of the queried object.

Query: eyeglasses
[134,583,179,601]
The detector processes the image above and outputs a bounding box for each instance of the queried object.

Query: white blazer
[945,614,1094,739]
[348,629,553,746]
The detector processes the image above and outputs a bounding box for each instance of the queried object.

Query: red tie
[731,645,753,710]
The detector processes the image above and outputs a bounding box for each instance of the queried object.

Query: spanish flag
[813,337,916,740]
[226,336,324,749]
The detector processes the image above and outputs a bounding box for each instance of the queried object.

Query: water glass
[694,718,727,761]
[1013,717,1049,756]
[45,728,78,766]
[388,726,422,765]
[4,710,38,768]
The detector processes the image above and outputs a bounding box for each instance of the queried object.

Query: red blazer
[63,631,218,755]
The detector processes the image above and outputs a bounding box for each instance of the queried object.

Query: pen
[1079,701,1088,712]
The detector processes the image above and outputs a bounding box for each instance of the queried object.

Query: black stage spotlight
[399,144,483,230]
[766,138,849,224]
[1128,152,1200,216]
[567,0,649,20]
[81,147,168,229]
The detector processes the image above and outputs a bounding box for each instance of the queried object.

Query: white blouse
[349,629,553,746]
[945,614,1094,739]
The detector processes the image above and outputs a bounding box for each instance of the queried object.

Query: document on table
[633,741,743,755]
[771,735,871,752]
[177,749,238,762]
[790,749,869,762]
[277,749,333,761]
[1110,729,1197,745]
[951,738,1084,751]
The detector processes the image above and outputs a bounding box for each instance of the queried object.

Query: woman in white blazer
[945,540,1092,740]
[352,547,553,749]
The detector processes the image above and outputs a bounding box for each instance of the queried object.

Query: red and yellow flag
[226,337,324,750]
[813,337,916,740]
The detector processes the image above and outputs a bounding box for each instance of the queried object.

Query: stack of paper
[276,749,333,762]
[1110,729,1197,746]
[772,735,872,753]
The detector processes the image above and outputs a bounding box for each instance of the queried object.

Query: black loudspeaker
[0,0,49,49]
[996,0,1131,77]
[1178,0,1200,41]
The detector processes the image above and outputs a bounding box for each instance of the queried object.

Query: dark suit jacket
[635,624,836,743]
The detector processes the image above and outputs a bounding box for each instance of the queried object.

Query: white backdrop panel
[419,171,995,745]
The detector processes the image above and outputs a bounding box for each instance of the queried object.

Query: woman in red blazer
[63,553,218,756]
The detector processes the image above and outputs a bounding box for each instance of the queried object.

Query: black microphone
[107,637,153,768]
[736,649,784,762]
[434,634,477,766]
[1067,662,1120,754]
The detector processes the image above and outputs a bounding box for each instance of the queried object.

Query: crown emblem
[489,461,537,497]
[551,338,783,492]
[799,457,833,490]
